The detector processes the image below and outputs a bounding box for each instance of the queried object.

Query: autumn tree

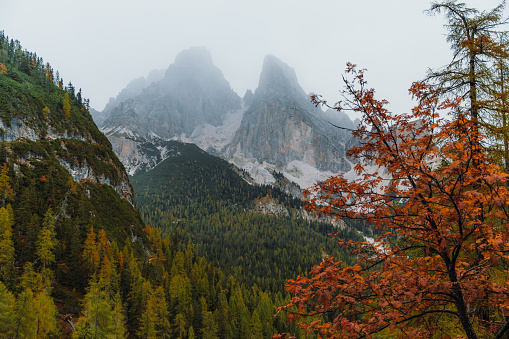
[0,206,14,283]
[277,65,509,339]
[36,209,56,274]
[83,226,99,274]
[42,106,50,120]
[0,164,13,207]
[33,288,58,338]
[425,1,509,161]
[487,39,509,171]
[73,277,126,339]
[0,281,15,337]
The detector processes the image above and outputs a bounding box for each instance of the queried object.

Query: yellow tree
[34,289,57,338]
[83,226,99,274]
[0,206,14,283]
[42,106,50,121]
[425,1,509,158]
[0,164,13,208]
[0,281,15,337]
[36,209,56,274]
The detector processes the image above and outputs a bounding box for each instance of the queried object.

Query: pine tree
[36,209,56,273]
[73,277,126,339]
[138,283,171,339]
[83,226,99,274]
[42,106,50,120]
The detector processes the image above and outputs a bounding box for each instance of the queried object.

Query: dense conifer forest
[131,142,363,293]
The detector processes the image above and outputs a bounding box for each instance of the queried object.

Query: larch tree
[36,208,56,275]
[33,288,57,338]
[0,281,15,337]
[0,164,13,208]
[0,206,14,283]
[425,1,509,162]
[487,39,509,171]
[276,65,509,339]
[14,288,37,339]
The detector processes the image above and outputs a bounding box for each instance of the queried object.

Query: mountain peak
[258,55,301,95]
[174,46,214,66]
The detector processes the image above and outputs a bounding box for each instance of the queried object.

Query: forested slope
[131,142,363,293]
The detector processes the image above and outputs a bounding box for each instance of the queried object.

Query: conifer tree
[20,262,44,294]
[14,288,37,338]
[73,277,126,339]
[63,92,71,120]
[0,281,15,338]
[425,1,509,157]
[0,164,13,208]
[42,106,50,120]
[0,206,14,283]
[36,209,56,274]
[34,288,57,338]
[83,226,99,274]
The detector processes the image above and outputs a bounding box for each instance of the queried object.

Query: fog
[2,0,506,115]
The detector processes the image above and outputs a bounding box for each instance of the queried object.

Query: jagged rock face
[90,70,165,126]
[105,132,182,176]
[102,47,241,139]
[227,55,351,173]
[1,115,136,206]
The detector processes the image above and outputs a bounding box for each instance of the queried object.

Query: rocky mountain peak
[258,55,302,96]
[161,46,225,89]
[226,55,353,182]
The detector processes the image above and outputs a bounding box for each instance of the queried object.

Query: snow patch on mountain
[190,106,246,152]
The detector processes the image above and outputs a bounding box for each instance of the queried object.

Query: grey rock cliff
[226,55,352,173]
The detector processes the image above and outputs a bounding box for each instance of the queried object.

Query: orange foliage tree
[276,64,509,339]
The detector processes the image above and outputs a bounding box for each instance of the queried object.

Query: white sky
[1,0,507,116]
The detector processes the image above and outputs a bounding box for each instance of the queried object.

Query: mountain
[100,46,243,175]
[102,47,241,138]
[225,55,354,187]
[89,69,165,125]
[101,50,358,190]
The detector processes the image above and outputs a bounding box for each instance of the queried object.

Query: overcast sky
[2,0,507,116]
